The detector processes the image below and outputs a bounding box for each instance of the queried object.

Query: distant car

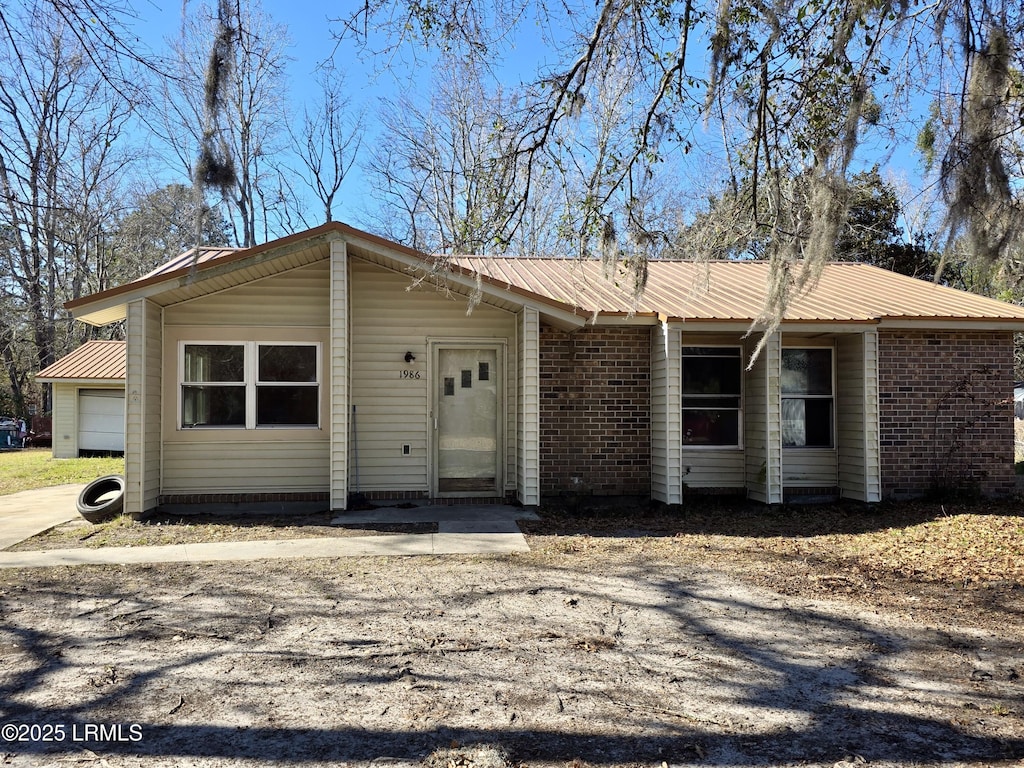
[0,416,20,449]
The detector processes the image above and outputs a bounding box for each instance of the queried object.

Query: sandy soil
[1,537,1022,768]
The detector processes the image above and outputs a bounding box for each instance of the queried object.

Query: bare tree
[366,62,574,257]
[292,63,364,224]
[341,0,1024,316]
[0,3,136,414]
[367,50,684,291]
[154,0,293,247]
[0,1,166,98]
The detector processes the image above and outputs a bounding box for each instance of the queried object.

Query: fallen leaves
[524,498,1024,630]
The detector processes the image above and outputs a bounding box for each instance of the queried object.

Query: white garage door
[79,389,125,453]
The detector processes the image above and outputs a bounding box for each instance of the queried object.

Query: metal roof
[64,221,1024,329]
[453,257,1024,324]
[141,246,242,279]
[35,340,126,382]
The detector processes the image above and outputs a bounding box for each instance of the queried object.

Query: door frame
[429,338,506,498]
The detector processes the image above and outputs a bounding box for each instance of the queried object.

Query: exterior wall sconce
[404,351,416,363]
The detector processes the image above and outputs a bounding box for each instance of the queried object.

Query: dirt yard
[1,499,1022,767]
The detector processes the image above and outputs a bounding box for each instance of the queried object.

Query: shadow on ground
[1,557,1021,766]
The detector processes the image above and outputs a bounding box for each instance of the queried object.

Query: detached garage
[36,340,126,458]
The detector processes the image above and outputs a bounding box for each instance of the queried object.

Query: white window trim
[781,345,835,449]
[178,341,322,430]
[681,345,744,450]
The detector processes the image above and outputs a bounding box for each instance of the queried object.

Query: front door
[434,345,501,495]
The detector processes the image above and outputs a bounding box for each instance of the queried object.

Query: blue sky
[130,0,412,227]
[128,0,591,238]
[127,0,934,242]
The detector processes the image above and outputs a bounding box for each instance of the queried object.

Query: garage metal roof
[35,340,126,382]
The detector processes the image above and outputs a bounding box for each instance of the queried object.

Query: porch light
[404,351,416,363]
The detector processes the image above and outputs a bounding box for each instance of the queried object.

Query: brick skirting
[159,492,330,505]
[159,491,516,507]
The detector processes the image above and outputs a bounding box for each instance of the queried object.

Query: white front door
[433,345,501,495]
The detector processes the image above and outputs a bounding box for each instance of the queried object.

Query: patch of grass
[0,448,124,495]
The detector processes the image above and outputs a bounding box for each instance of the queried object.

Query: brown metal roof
[453,257,1024,323]
[141,246,242,279]
[35,340,126,382]
[65,220,1024,327]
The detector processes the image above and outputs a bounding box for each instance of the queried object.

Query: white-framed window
[180,342,320,429]
[682,346,742,447]
[781,347,833,448]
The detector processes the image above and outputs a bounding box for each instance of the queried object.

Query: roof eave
[68,223,350,325]
[34,377,125,385]
[70,222,592,329]
[659,316,1024,332]
[877,317,1024,331]
[590,312,660,326]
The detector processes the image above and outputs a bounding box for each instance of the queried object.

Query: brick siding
[877,330,1015,498]
[539,325,651,496]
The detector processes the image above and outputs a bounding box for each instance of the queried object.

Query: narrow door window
[781,348,833,447]
[682,346,742,446]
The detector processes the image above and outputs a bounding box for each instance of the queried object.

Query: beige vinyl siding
[161,441,329,493]
[330,240,349,509]
[142,301,162,512]
[50,383,77,458]
[163,261,330,327]
[683,449,745,488]
[160,325,331,494]
[651,324,683,502]
[349,258,517,495]
[650,325,670,502]
[782,448,838,486]
[836,331,881,501]
[745,333,782,503]
[160,262,331,495]
[517,307,540,505]
[125,299,162,515]
[863,331,881,501]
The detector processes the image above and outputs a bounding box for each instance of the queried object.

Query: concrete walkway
[0,492,533,569]
[0,484,82,551]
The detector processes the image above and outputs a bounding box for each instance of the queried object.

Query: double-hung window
[181,342,320,429]
[182,344,246,427]
[781,348,833,447]
[682,346,742,447]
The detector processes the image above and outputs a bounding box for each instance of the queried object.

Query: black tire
[77,474,125,524]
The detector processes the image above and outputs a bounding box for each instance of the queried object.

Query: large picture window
[781,348,833,447]
[180,342,320,429]
[682,346,742,446]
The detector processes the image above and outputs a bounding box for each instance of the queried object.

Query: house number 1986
[400,370,421,379]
